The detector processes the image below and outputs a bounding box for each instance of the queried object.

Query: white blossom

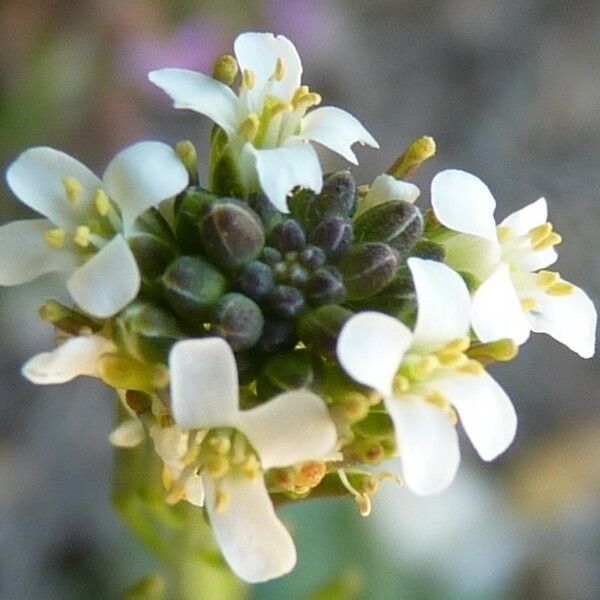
[167,337,338,583]
[149,32,378,212]
[354,173,420,218]
[0,142,188,317]
[337,258,516,495]
[431,169,596,358]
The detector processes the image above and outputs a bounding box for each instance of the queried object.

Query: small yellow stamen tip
[534,232,562,251]
[43,228,66,249]
[93,189,110,216]
[291,85,309,107]
[206,455,230,479]
[214,488,230,513]
[161,466,173,491]
[414,355,439,379]
[437,350,467,367]
[445,337,471,353]
[166,484,186,505]
[237,113,260,141]
[271,56,286,81]
[175,140,198,175]
[151,364,170,389]
[212,54,238,85]
[182,445,201,467]
[242,69,256,90]
[241,455,260,480]
[546,281,575,296]
[387,135,437,178]
[457,359,485,376]
[271,101,292,117]
[520,297,539,312]
[393,375,410,395]
[529,223,552,247]
[497,226,512,242]
[209,436,232,455]
[73,225,91,248]
[536,270,560,288]
[63,176,84,204]
[426,390,451,410]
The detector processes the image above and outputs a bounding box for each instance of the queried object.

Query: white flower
[149,32,378,212]
[168,337,338,583]
[354,173,421,218]
[0,142,189,317]
[337,258,516,495]
[430,169,597,358]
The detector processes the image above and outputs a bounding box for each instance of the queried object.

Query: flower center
[497,221,562,267]
[512,269,576,312]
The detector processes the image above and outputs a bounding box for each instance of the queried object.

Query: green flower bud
[267,285,306,317]
[305,266,347,306]
[353,412,395,441]
[173,186,219,253]
[161,256,227,329]
[258,318,297,353]
[256,349,314,400]
[234,260,274,301]
[212,54,238,85]
[38,299,102,335]
[338,243,399,300]
[175,140,198,184]
[113,301,185,364]
[209,127,245,198]
[410,239,446,261]
[248,192,284,233]
[198,199,265,268]
[353,200,423,259]
[297,304,353,357]
[287,187,315,224]
[270,219,306,253]
[260,246,283,266]
[212,292,264,351]
[308,216,353,260]
[305,171,357,229]
[299,245,326,270]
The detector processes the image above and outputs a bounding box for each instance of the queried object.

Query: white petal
[337,311,412,397]
[169,338,240,430]
[148,68,238,134]
[67,235,140,317]
[528,284,597,358]
[6,147,102,228]
[300,106,379,164]
[103,141,189,231]
[241,390,337,470]
[433,372,517,461]
[234,32,302,109]
[441,233,501,281]
[471,266,531,345]
[252,143,322,212]
[516,247,558,272]
[431,169,498,240]
[184,474,205,507]
[354,174,420,218]
[500,197,548,236]
[0,219,77,285]
[204,474,296,583]
[22,334,115,384]
[109,419,145,448]
[409,258,471,351]
[149,425,189,472]
[386,395,460,495]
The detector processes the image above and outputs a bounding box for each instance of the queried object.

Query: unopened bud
[305,171,357,229]
[162,256,227,328]
[270,219,306,253]
[267,285,305,317]
[410,239,446,261]
[199,199,265,268]
[173,187,218,253]
[212,54,238,85]
[338,243,399,300]
[175,140,198,183]
[256,350,314,400]
[39,299,101,335]
[387,135,436,178]
[353,412,395,440]
[260,246,283,266]
[297,304,353,357]
[305,266,347,305]
[248,192,284,233]
[467,338,518,365]
[125,390,152,415]
[212,293,264,351]
[354,200,423,259]
[299,245,326,270]
[337,392,370,424]
[234,260,274,301]
[353,438,386,465]
[257,318,297,353]
[308,216,353,260]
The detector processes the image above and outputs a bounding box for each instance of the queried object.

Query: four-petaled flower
[0,142,188,317]
[167,337,338,582]
[431,169,597,357]
[149,31,378,212]
[337,258,517,495]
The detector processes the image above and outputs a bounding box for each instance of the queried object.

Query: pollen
[437,349,467,367]
[536,270,560,288]
[214,488,230,513]
[426,390,451,410]
[242,68,255,90]
[43,227,66,248]
[209,435,232,455]
[63,176,84,204]
[497,226,512,242]
[546,281,575,296]
[93,189,110,216]
[271,56,286,81]
[237,113,260,141]
[520,297,539,311]
[444,337,471,353]
[73,225,91,248]
[393,374,410,395]
[206,455,230,479]
[412,355,440,379]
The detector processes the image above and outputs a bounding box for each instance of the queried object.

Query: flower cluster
[0,32,596,584]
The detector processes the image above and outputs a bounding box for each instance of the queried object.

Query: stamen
[294,92,321,112]
[237,113,259,142]
[426,390,451,410]
[241,69,255,90]
[270,57,286,81]
[73,225,91,248]
[411,355,439,380]
[43,228,66,249]
[546,281,575,296]
[497,226,512,242]
[392,374,410,395]
[291,85,309,107]
[530,223,552,247]
[533,232,561,251]
[457,359,485,376]
[437,349,468,367]
[214,488,230,513]
[161,466,173,491]
[520,297,539,312]
[337,470,371,517]
[536,270,560,288]
[241,455,260,479]
[63,176,83,204]
[93,189,110,216]
[444,337,471,353]
[166,484,186,505]
[206,455,230,479]
[209,435,232,455]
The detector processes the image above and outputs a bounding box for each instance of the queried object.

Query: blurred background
[1,1,599,598]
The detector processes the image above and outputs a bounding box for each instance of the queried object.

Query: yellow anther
[393,375,410,395]
[271,56,286,81]
[161,466,174,491]
[237,113,260,141]
[43,228,66,249]
[212,54,238,85]
[340,392,370,423]
[533,232,562,251]
[536,270,560,288]
[93,189,110,216]
[182,444,201,467]
[63,176,83,204]
[209,436,232,456]
[295,461,327,489]
[295,92,321,111]
[457,359,485,376]
[291,85,309,107]
[437,349,467,368]
[444,337,471,353]
[426,390,451,410]
[467,339,518,364]
[412,355,439,379]
[271,101,292,117]
[529,223,552,247]
[206,455,230,479]
[73,225,91,248]
[496,226,512,242]
[166,484,186,505]
[175,140,198,179]
[387,135,437,178]
[546,281,575,296]
[520,297,539,312]
[241,455,260,480]
[214,488,230,513]
[242,68,255,90]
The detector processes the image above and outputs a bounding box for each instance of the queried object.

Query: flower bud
[38,299,101,335]
[267,285,305,318]
[113,301,184,364]
[248,192,284,233]
[467,339,518,365]
[410,239,446,261]
[305,171,357,229]
[308,216,353,260]
[338,243,399,300]
[209,128,246,198]
[173,186,219,253]
[211,293,264,351]
[299,245,326,270]
[353,412,395,441]
[175,140,198,183]
[305,266,347,305]
[198,199,265,268]
[256,350,314,400]
[353,200,423,259]
[234,260,274,301]
[260,246,283,266]
[212,54,238,85]
[269,219,306,253]
[161,256,227,329]
[297,304,353,357]
[387,135,436,178]
[258,318,297,353]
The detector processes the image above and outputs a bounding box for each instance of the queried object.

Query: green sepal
[208,127,246,198]
[173,186,219,254]
[256,349,315,400]
[297,304,353,358]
